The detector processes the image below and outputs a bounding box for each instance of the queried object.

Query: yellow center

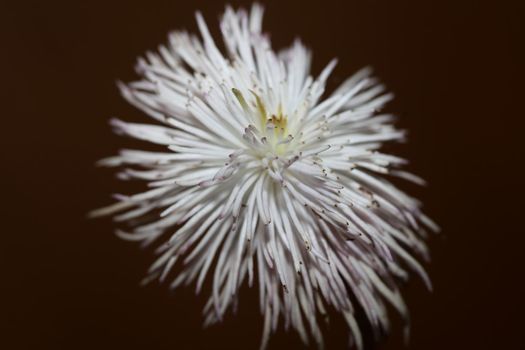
[233,88,289,142]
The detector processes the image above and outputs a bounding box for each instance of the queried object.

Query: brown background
[3,0,524,349]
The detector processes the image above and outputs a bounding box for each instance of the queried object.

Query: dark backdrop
[3,0,523,349]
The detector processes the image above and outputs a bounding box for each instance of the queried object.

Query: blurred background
[2,0,523,349]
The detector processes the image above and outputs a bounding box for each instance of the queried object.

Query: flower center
[231,88,301,181]
[233,88,294,156]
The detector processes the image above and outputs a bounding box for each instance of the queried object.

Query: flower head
[92,4,438,349]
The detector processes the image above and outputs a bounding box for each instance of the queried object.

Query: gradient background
[3,0,523,349]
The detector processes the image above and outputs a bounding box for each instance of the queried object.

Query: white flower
[92,4,438,349]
